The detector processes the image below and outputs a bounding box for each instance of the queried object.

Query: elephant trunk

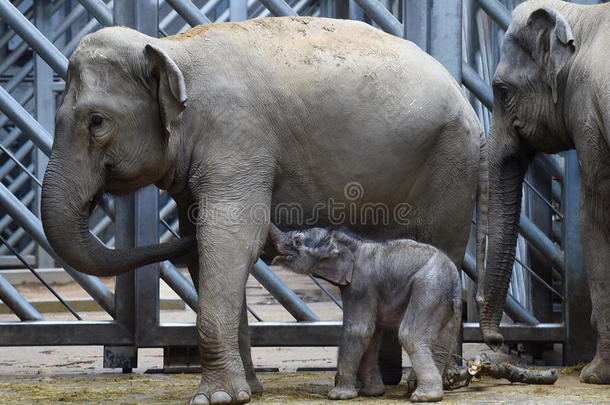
[41,156,193,277]
[479,125,532,350]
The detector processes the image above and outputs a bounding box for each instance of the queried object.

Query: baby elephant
[269,224,462,402]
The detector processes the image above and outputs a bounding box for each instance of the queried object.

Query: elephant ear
[525,7,575,104]
[144,44,188,138]
[310,244,355,286]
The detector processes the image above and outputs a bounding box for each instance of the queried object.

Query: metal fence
[0,0,599,369]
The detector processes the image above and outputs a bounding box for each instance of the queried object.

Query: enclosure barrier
[0,0,599,370]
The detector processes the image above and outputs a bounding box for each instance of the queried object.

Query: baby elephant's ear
[311,245,354,286]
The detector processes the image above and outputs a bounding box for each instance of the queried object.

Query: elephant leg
[239,292,263,395]
[399,283,451,402]
[579,189,610,384]
[190,182,271,405]
[357,327,385,397]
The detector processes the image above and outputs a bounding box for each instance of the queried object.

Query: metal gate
[0,0,600,369]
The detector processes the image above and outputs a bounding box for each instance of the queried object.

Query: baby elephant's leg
[399,282,454,402]
[357,327,385,397]
[330,315,376,400]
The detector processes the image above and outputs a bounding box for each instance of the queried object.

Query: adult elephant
[479,0,610,384]
[41,17,485,404]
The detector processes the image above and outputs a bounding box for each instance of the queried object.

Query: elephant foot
[359,371,385,396]
[406,370,417,394]
[409,385,443,402]
[247,375,263,395]
[328,385,358,400]
[580,354,610,384]
[360,382,385,397]
[191,373,251,405]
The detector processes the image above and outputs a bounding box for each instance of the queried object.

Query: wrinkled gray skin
[41,17,484,404]
[479,0,610,384]
[269,224,462,402]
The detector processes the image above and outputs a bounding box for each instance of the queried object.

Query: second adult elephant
[41,17,485,404]
[478,0,610,384]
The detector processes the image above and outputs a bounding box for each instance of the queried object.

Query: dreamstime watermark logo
[187,182,421,227]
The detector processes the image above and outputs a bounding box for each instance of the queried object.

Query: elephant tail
[475,127,488,309]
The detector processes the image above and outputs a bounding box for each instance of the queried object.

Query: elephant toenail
[190,393,210,405]
[210,390,232,404]
[589,374,601,384]
[236,391,250,402]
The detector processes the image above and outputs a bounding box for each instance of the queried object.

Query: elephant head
[480,4,576,348]
[41,27,193,276]
[268,224,354,286]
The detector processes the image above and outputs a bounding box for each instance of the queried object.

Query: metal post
[230,0,247,21]
[403,0,429,51]
[105,0,160,371]
[473,0,511,31]
[0,85,53,156]
[165,0,212,25]
[429,0,462,81]
[563,150,595,365]
[0,274,43,321]
[348,0,365,21]
[334,0,350,19]
[34,0,54,269]
[0,0,68,78]
[76,0,113,26]
[526,161,553,322]
[0,182,116,316]
[257,0,297,17]
[351,0,401,36]
[251,260,319,322]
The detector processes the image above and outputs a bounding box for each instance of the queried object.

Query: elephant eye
[293,235,303,248]
[89,114,103,129]
[499,86,513,105]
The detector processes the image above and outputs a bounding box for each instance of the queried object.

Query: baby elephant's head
[268,223,354,286]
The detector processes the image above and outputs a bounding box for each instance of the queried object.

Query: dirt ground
[0,369,609,404]
[0,267,609,404]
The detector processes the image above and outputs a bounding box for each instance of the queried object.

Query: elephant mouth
[272,253,295,265]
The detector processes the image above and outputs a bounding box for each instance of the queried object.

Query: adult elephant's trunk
[479,124,532,349]
[41,156,193,277]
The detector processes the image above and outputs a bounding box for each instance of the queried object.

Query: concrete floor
[0,267,608,404]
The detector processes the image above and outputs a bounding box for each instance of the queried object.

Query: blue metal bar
[0,273,43,321]
[0,142,42,187]
[519,214,565,271]
[54,4,89,39]
[0,182,116,317]
[230,0,247,21]
[513,254,563,300]
[160,261,197,311]
[76,0,113,26]
[463,252,538,325]
[538,153,564,183]
[430,0,462,81]
[0,234,82,320]
[308,275,342,309]
[251,259,319,322]
[351,0,401,36]
[0,85,53,156]
[0,0,68,78]
[403,0,429,50]
[257,0,298,17]
[474,0,511,31]
[562,150,594,364]
[462,62,493,110]
[165,0,212,26]
[523,177,563,219]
